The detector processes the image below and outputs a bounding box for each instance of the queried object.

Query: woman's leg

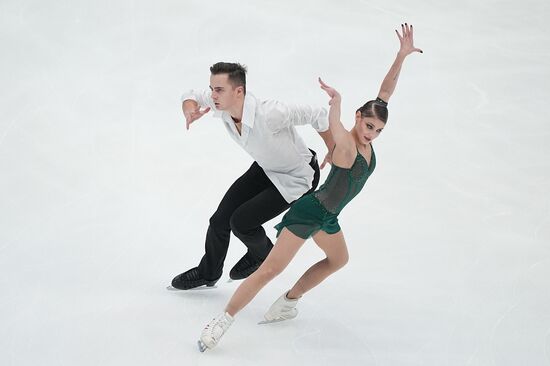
[287,230,349,299]
[225,228,306,316]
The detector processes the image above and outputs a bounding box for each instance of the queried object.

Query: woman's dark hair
[210,62,247,94]
[356,98,388,123]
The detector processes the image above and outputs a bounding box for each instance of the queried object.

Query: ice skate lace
[267,299,297,320]
[279,305,296,317]
[183,267,200,281]
[234,255,255,270]
[203,314,232,343]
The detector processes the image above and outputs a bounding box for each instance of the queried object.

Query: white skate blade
[197,340,208,352]
[257,318,291,325]
[166,285,218,291]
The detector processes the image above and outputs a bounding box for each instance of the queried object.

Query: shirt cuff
[314,114,330,132]
[180,91,198,103]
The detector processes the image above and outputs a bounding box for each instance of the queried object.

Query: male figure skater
[172,62,334,290]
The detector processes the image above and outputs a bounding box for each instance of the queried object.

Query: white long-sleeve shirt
[181,89,329,203]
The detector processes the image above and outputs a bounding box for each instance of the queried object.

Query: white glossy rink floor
[1,0,549,365]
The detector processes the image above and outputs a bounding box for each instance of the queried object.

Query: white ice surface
[1,0,549,365]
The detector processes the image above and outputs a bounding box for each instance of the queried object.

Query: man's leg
[229,151,321,280]
[171,162,272,289]
[228,185,291,279]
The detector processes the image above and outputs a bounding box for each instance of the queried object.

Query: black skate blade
[166,285,218,291]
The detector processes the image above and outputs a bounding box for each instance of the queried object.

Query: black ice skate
[170,267,219,290]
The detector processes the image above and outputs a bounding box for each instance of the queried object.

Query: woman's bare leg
[225,228,306,316]
[287,230,348,299]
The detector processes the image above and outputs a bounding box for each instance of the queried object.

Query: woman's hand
[396,23,423,56]
[318,77,341,105]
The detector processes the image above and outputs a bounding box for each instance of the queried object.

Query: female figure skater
[198,23,423,352]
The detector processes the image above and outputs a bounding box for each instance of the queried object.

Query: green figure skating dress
[275,145,376,239]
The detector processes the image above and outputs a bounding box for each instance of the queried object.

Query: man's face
[209,73,242,110]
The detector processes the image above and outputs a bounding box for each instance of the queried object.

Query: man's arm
[264,100,334,165]
[377,23,423,103]
[274,103,330,132]
[180,89,214,130]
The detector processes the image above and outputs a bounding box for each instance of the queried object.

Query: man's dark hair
[210,62,247,94]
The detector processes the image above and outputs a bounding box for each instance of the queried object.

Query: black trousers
[198,151,320,280]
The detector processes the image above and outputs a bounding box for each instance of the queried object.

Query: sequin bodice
[313,147,376,214]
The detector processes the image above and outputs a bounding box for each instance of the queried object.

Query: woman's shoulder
[332,136,358,169]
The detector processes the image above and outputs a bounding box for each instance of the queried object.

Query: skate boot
[171,267,218,290]
[198,312,234,352]
[229,253,263,280]
[260,291,299,324]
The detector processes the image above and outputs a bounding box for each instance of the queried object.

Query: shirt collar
[241,93,256,128]
[218,93,256,129]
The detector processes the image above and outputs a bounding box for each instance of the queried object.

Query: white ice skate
[259,291,299,325]
[197,312,234,352]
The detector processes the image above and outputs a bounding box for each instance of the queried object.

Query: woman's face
[355,113,385,144]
